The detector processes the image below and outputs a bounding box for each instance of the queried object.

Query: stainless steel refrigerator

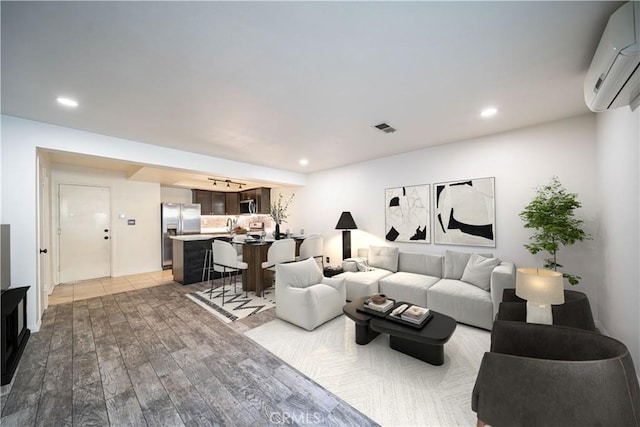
[161,203,201,269]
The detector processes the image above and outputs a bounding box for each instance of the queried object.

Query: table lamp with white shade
[515,268,565,325]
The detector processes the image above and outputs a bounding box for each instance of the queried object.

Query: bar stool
[212,240,248,305]
[202,248,215,284]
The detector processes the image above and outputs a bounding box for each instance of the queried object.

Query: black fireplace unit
[1,286,30,385]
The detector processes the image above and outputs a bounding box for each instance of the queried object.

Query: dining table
[235,237,303,297]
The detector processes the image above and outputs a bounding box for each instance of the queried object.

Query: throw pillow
[443,250,472,279]
[368,246,399,272]
[461,253,501,291]
[277,257,323,288]
[444,250,493,279]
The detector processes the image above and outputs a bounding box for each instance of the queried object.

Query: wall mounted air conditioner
[584,1,640,112]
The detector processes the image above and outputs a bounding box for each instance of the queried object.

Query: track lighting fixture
[207,177,245,190]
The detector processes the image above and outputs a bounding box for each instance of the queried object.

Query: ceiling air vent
[373,122,396,134]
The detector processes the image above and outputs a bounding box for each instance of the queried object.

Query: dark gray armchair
[499,288,597,331]
[472,320,640,427]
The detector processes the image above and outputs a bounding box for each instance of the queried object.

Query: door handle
[39,248,48,254]
[104,236,109,240]
[104,229,109,232]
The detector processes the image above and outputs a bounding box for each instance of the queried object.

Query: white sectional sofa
[335,246,516,330]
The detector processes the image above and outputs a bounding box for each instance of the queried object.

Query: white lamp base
[526,301,553,325]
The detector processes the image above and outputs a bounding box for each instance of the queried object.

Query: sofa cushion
[335,269,394,301]
[444,250,492,280]
[461,253,501,291]
[368,246,399,272]
[427,279,493,330]
[379,272,440,308]
[398,252,443,277]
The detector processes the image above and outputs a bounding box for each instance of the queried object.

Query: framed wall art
[434,177,495,247]
[385,184,430,243]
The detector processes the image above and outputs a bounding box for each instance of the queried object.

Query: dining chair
[296,234,324,269]
[212,240,248,305]
[232,234,247,258]
[261,238,296,289]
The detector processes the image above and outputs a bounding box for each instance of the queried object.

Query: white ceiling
[1,1,623,180]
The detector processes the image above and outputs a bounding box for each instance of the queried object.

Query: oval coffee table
[343,297,457,365]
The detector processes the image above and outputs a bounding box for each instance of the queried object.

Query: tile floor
[48,270,175,305]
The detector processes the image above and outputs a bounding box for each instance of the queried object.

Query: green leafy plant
[270,193,294,225]
[519,176,590,285]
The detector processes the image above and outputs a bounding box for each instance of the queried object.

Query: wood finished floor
[0,279,377,426]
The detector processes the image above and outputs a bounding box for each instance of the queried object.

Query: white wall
[293,114,602,311]
[51,164,162,279]
[160,186,193,204]
[595,106,640,368]
[0,114,306,331]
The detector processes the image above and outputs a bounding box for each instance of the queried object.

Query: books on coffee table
[386,303,433,328]
[365,298,395,313]
[401,305,431,324]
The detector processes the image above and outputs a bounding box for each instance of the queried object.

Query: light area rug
[186,287,275,323]
[245,315,490,427]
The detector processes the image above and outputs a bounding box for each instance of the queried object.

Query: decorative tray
[385,303,433,329]
[356,299,397,318]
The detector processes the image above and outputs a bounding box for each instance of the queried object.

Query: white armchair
[275,257,346,331]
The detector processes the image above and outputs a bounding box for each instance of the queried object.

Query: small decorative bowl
[371,293,387,304]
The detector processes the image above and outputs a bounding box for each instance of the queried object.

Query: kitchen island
[171,234,304,289]
[171,234,230,285]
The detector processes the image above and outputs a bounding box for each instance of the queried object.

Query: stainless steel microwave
[239,199,256,214]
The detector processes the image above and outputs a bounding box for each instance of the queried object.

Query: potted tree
[519,176,590,285]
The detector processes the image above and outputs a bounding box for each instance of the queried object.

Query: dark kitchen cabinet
[194,187,270,215]
[193,190,225,215]
[255,187,271,214]
[225,192,239,215]
[192,190,213,215]
[212,192,225,215]
[191,190,215,215]
[240,189,256,201]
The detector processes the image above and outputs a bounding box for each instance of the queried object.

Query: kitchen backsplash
[201,215,273,230]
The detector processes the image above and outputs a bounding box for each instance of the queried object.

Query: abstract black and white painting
[385,184,430,243]
[434,177,495,247]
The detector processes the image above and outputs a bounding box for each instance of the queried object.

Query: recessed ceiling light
[56,97,78,107]
[480,107,498,117]
[299,158,309,166]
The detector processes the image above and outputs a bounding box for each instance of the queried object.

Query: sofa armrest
[490,261,516,319]
[473,350,639,427]
[321,277,346,293]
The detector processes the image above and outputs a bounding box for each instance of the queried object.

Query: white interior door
[59,184,111,283]
[36,156,51,316]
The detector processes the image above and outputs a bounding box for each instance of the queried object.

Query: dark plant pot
[275,223,280,240]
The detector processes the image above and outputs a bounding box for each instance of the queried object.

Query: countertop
[170,234,307,242]
[170,234,222,241]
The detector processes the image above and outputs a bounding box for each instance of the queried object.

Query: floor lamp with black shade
[335,211,357,260]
